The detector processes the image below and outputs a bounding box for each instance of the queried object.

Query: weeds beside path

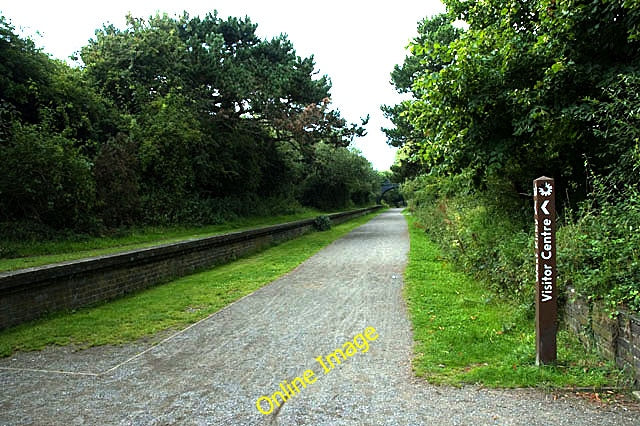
[404,212,632,389]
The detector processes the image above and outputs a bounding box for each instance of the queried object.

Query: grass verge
[0,211,381,357]
[0,208,348,272]
[404,212,631,388]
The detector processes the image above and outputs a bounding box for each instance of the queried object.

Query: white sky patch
[1,0,446,170]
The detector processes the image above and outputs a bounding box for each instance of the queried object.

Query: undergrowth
[402,172,640,314]
[404,212,631,388]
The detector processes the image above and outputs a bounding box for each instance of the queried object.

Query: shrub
[313,215,332,231]
[405,171,640,314]
[94,134,141,227]
[558,181,640,313]
[0,123,95,230]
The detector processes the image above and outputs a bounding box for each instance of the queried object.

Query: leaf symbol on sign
[538,182,553,197]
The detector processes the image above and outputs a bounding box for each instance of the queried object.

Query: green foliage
[559,177,640,312]
[0,15,52,125]
[382,14,463,153]
[404,173,534,304]
[380,188,403,207]
[0,123,95,229]
[404,170,640,314]
[81,12,364,150]
[390,0,640,314]
[0,11,374,238]
[313,215,332,231]
[576,72,640,188]
[404,213,626,388]
[0,16,115,231]
[93,134,141,227]
[80,13,192,115]
[386,1,640,197]
[133,92,202,219]
[302,143,379,210]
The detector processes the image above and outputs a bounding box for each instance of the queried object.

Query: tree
[0,15,51,125]
[1,10,373,234]
[381,14,463,180]
[384,1,640,198]
[0,15,113,230]
[82,11,368,215]
[81,14,189,115]
[302,144,378,210]
[93,133,141,227]
[131,92,204,220]
[0,123,95,229]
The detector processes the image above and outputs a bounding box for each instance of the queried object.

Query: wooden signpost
[533,176,557,365]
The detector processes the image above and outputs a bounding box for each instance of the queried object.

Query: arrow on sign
[541,200,550,215]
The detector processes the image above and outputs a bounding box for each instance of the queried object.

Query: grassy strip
[0,209,342,272]
[404,212,629,388]
[0,211,381,357]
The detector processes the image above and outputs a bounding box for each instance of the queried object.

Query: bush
[94,135,141,227]
[301,143,379,210]
[140,193,306,226]
[0,123,96,230]
[313,215,332,231]
[405,171,640,314]
[558,181,640,313]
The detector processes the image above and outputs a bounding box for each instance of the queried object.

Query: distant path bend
[0,209,637,425]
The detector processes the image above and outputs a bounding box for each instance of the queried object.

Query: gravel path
[0,209,637,425]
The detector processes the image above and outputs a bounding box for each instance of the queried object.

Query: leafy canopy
[385,0,640,197]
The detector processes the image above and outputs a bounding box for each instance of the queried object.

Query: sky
[1,0,446,171]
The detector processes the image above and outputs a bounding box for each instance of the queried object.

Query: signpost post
[533,176,557,365]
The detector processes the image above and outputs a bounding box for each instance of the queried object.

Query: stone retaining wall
[0,207,381,330]
[564,288,640,388]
